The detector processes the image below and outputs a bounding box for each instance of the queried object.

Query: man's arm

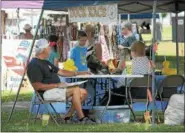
[58,69,90,77]
[58,69,76,77]
[32,82,67,91]
[32,82,58,91]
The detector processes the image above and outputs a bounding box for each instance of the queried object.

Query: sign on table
[68,4,117,23]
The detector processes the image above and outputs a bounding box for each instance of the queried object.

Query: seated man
[27,39,95,124]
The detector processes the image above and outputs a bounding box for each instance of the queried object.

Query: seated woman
[116,41,155,88]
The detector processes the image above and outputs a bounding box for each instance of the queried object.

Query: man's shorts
[43,88,66,102]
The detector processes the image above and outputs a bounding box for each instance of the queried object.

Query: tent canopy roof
[117,0,185,13]
[121,13,160,19]
[2,0,185,13]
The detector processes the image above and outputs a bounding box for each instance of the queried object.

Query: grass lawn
[1,91,185,132]
[1,90,33,103]
[1,110,184,132]
[142,25,172,41]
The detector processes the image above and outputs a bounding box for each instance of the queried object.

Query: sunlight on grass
[157,42,184,56]
[142,26,172,41]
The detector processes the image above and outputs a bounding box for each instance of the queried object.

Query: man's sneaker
[79,117,96,124]
[64,117,75,124]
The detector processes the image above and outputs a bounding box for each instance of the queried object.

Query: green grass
[155,56,184,75]
[1,90,33,103]
[142,26,172,41]
[1,110,184,132]
[156,42,184,56]
[141,25,184,75]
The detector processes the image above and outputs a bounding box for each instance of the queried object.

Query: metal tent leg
[175,12,179,74]
[8,9,44,121]
[151,0,157,126]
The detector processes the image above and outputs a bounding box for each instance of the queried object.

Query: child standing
[70,31,88,72]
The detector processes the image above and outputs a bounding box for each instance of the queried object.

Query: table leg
[100,78,111,123]
[93,79,97,106]
[125,78,136,121]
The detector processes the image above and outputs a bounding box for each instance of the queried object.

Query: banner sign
[7,70,22,91]
[16,40,32,64]
[2,39,34,91]
[68,4,117,23]
[178,19,184,25]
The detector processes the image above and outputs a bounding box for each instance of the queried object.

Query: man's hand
[77,71,91,75]
[57,82,68,88]
[118,45,124,49]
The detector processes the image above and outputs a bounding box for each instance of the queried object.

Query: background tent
[121,13,159,19]
[2,0,185,13]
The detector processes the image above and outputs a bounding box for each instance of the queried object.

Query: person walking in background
[20,24,33,39]
[47,34,59,67]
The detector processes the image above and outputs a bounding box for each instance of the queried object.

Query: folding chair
[28,91,65,126]
[158,75,185,112]
[128,75,155,121]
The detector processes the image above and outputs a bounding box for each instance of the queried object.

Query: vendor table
[68,74,143,123]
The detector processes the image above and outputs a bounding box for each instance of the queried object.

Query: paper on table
[123,47,131,49]
[62,80,88,88]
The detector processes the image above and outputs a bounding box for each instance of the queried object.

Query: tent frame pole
[8,9,44,121]
[151,0,157,126]
[0,3,2,125]
[184,11,185,65]
[118,14,121,24]
[175,3,179,74]
[128,14,130,21]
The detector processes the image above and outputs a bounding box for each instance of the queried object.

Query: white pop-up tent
[1,0,185,125]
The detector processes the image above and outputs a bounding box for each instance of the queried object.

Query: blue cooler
[29,92,66,114]
[92,105,130,123]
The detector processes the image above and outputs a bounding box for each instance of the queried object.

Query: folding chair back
[129,75,153,99]
[158,75,185,98]
[127,75,154,121]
